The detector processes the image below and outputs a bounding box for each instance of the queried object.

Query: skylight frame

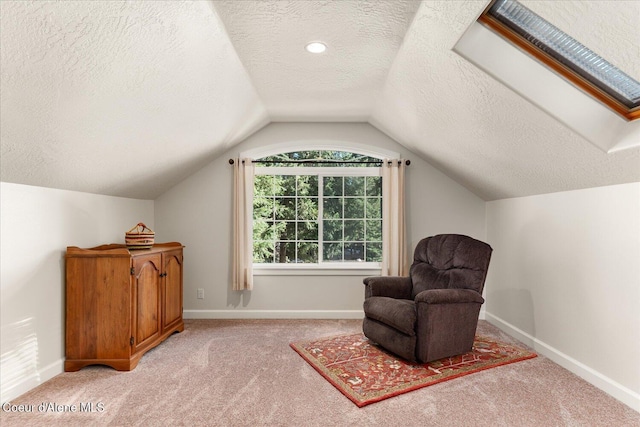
[478,0,640,121]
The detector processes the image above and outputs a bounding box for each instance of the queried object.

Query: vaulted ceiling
[1,1,638,200]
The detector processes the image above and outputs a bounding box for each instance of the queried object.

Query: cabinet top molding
[67,242,184,258]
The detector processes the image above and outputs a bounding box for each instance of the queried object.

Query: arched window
[232,145,406,290]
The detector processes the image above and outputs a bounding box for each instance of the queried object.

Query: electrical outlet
[197,288,204,299]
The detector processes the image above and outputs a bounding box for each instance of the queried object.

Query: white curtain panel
[232,158,255,291]
[381,160,408,276]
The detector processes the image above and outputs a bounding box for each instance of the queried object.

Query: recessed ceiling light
[305,42,327,54]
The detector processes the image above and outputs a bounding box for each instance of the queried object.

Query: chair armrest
[363,276,412,299]
[414,288,484,305]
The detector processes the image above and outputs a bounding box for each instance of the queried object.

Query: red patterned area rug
[290,333,537,407]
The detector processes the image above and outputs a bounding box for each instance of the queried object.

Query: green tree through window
[253,151,383,264]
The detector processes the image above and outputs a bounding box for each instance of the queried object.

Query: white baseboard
[1,359,63,403]
[184,309,365,320]
[485,312,640,412]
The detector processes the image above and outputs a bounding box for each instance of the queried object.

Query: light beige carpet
[1,319,638,426]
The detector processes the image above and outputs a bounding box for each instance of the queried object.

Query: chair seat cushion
[363,297,417,336]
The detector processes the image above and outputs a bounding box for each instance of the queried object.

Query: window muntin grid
[253,168,382,265]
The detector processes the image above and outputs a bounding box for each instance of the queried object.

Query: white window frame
[244,144,399,276]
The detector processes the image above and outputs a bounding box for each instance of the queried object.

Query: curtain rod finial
[405,159,411,166]
[229,159,235,165]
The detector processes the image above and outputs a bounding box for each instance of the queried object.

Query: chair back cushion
[410,234,492,299]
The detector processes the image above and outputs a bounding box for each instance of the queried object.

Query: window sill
[253,263,382,276]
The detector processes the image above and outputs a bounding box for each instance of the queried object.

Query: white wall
[485,182,640,411]
[0,182,154,403]
[154,123,486,318]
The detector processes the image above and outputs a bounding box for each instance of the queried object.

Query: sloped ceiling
[370,0,640,200]
[1,1,268,199]
[1,0,638,201]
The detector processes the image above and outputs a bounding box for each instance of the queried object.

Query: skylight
[479,0,640,121]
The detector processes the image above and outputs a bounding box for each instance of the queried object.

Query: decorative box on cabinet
[65,242,184,372]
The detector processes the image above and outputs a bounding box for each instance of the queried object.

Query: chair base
[363,317,416,362]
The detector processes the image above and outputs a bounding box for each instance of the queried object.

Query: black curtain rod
[228,159,410,166]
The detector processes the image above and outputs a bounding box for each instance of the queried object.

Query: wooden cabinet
[65,242,184,372]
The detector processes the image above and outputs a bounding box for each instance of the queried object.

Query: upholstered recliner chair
[363,234,492,363]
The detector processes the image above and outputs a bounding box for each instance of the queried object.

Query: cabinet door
[162,249,183,332]
[132,253,162,353]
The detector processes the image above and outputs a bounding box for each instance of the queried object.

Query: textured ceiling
[213,0,421,121]
[370,0,640,200]
[1,1,268,199]
[1,1,639,201]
